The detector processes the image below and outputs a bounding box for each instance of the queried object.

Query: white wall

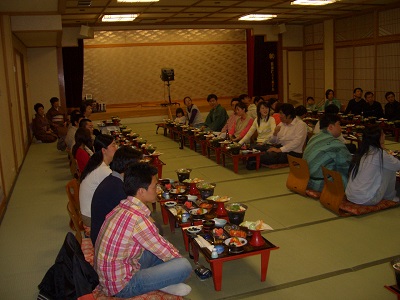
[27,47,60,118]
[282,25,304,48]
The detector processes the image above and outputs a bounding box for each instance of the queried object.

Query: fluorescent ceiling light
[117,0,159,2]
[239,14,277,21]
[291,0,336,5]
[102,14,138,22]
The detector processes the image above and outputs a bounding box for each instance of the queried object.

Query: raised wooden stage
[69,95,279,122]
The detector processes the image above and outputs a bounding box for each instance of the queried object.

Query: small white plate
[224,237,247,247]
[165,201,177,208]
[186,226,202,234]
[207,195,230,202]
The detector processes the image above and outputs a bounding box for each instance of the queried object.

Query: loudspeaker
[79,25,94,39]
[161,68,174,82]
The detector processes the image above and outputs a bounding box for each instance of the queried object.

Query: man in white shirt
[65,110,83,150]
[247,103,307,169]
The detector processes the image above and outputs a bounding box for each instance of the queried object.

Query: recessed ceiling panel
[164,18,199,22]
[235,1,278,7]
[222,8,257,13]
[145,7,186,12]
[197,18,232,21]
[209,13,242,18]
[139,19,165,23]
[62,14,100,20]
[257,8,297,13]
[152,0,198,6]
[138,13,175,18]
[104,8,143,13]
[185,7,222,12]
[196,1,241,7]
[65,8,104,14]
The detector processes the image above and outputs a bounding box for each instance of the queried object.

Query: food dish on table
[186,226,202,234]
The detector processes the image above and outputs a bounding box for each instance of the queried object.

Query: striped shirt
[303,130,352,192]
[94,196,181,296]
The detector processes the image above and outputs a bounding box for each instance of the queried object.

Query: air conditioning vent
[78,1,92,6]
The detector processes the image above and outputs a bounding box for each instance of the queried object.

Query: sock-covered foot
[160,283,191,296]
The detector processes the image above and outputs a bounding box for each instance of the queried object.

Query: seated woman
[239,101,276,151]
[219,98,239,138]
[228,102,254,142]
[346,126,400,205]
[79,134,117,227]
[184,96,203,127]
[32,103,58,143]
[253,96,264,107]
[72,127,94,173]
[322,89,341,111]
[174,107,187,124]
[267,98,281,125]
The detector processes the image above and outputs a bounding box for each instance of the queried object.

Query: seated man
[362,91,383,118]
[314,104,356,154]
[384,91,400,121]
[344,87,366,115]
[303,114,352,192]
[239,93,257,119]
[79,118,95,140]
[252,103,307,167]
[203,94,228,132]
[90,146,142,245]
[65,110,82,150]
[94,163,192,298]
[306,96,317,111]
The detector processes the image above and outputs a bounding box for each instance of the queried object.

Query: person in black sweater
[90,146,142,245]
[344,87,366,115]
[362,91,383,118]
[384,91,400,120]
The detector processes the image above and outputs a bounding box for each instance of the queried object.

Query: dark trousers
[260,150,302,165]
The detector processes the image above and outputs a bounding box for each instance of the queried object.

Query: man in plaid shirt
[94,163,192,297]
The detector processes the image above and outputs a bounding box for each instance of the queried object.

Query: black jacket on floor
[37,232,99,300]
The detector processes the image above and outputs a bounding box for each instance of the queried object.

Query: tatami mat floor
[0,119,399,299]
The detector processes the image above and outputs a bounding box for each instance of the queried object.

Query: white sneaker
[160,283,191,296]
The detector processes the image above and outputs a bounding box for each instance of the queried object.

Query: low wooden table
[193,135,209,156]
[163,202,229,251]
[385,285,400,299]
[191,232,279,291]
[155,123,168,136]
[221,149,262,173]
[158,198,170,225]
[207,144,222,164]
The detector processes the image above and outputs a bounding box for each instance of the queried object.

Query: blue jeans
[115,250,192,298]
